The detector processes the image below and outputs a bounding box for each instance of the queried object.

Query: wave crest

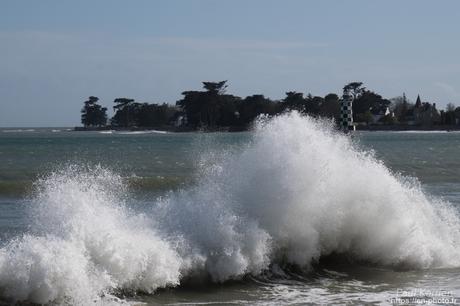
[0,165,182,304]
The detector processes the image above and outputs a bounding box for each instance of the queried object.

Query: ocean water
[0,113,460,305]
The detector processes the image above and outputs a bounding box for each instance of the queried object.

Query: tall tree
[353,90,391,121]
[443,103,458,125]
[343,82,366,100]
[202,80,228,94]
[391,93,412,122]
[81,96,107,127]
[238,94,277,125]
[201,81,224,127]
[282,91,305,112]
[446,103,456,112]
[177,90,204,127]
[112,98,136,127]
[136,103,176,127]
[319,93,340,119]
[305,94,322,115]
[177,81,240,128]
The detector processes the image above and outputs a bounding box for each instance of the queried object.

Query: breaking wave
[1,112,459,304]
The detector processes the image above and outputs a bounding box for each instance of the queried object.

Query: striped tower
[340,93,355,133]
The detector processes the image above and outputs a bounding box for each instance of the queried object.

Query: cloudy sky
[1,0,459,126]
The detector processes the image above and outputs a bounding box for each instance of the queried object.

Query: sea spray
[0,165,182,304]
[1,112,460,304]
[155,112,460,279]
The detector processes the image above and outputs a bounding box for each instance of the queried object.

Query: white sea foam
[156,112,460,280]
[118,130,168,135]
[185,112,460,269]
[1,112,460,304]
[98,130,168,135]
[0,166,182,304]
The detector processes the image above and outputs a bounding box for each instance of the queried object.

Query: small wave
[118,130,168,135]
[98,130,168,135]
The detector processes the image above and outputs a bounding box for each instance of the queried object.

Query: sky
[1,0,460,127]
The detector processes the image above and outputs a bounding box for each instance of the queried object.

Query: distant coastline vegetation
[79,81,460,131]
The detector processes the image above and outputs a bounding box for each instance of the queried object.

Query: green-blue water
[1,125,460,305]
[2,128,459,200]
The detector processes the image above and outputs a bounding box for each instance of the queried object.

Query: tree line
[81,81,460,130]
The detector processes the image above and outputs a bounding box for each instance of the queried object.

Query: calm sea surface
[0,126,459,305]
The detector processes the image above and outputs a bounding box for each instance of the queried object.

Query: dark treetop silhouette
[79,81,460,131]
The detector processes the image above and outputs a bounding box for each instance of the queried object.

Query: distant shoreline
[73,126,246,133]
[73,125,460,133]
[355,125,460,131]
